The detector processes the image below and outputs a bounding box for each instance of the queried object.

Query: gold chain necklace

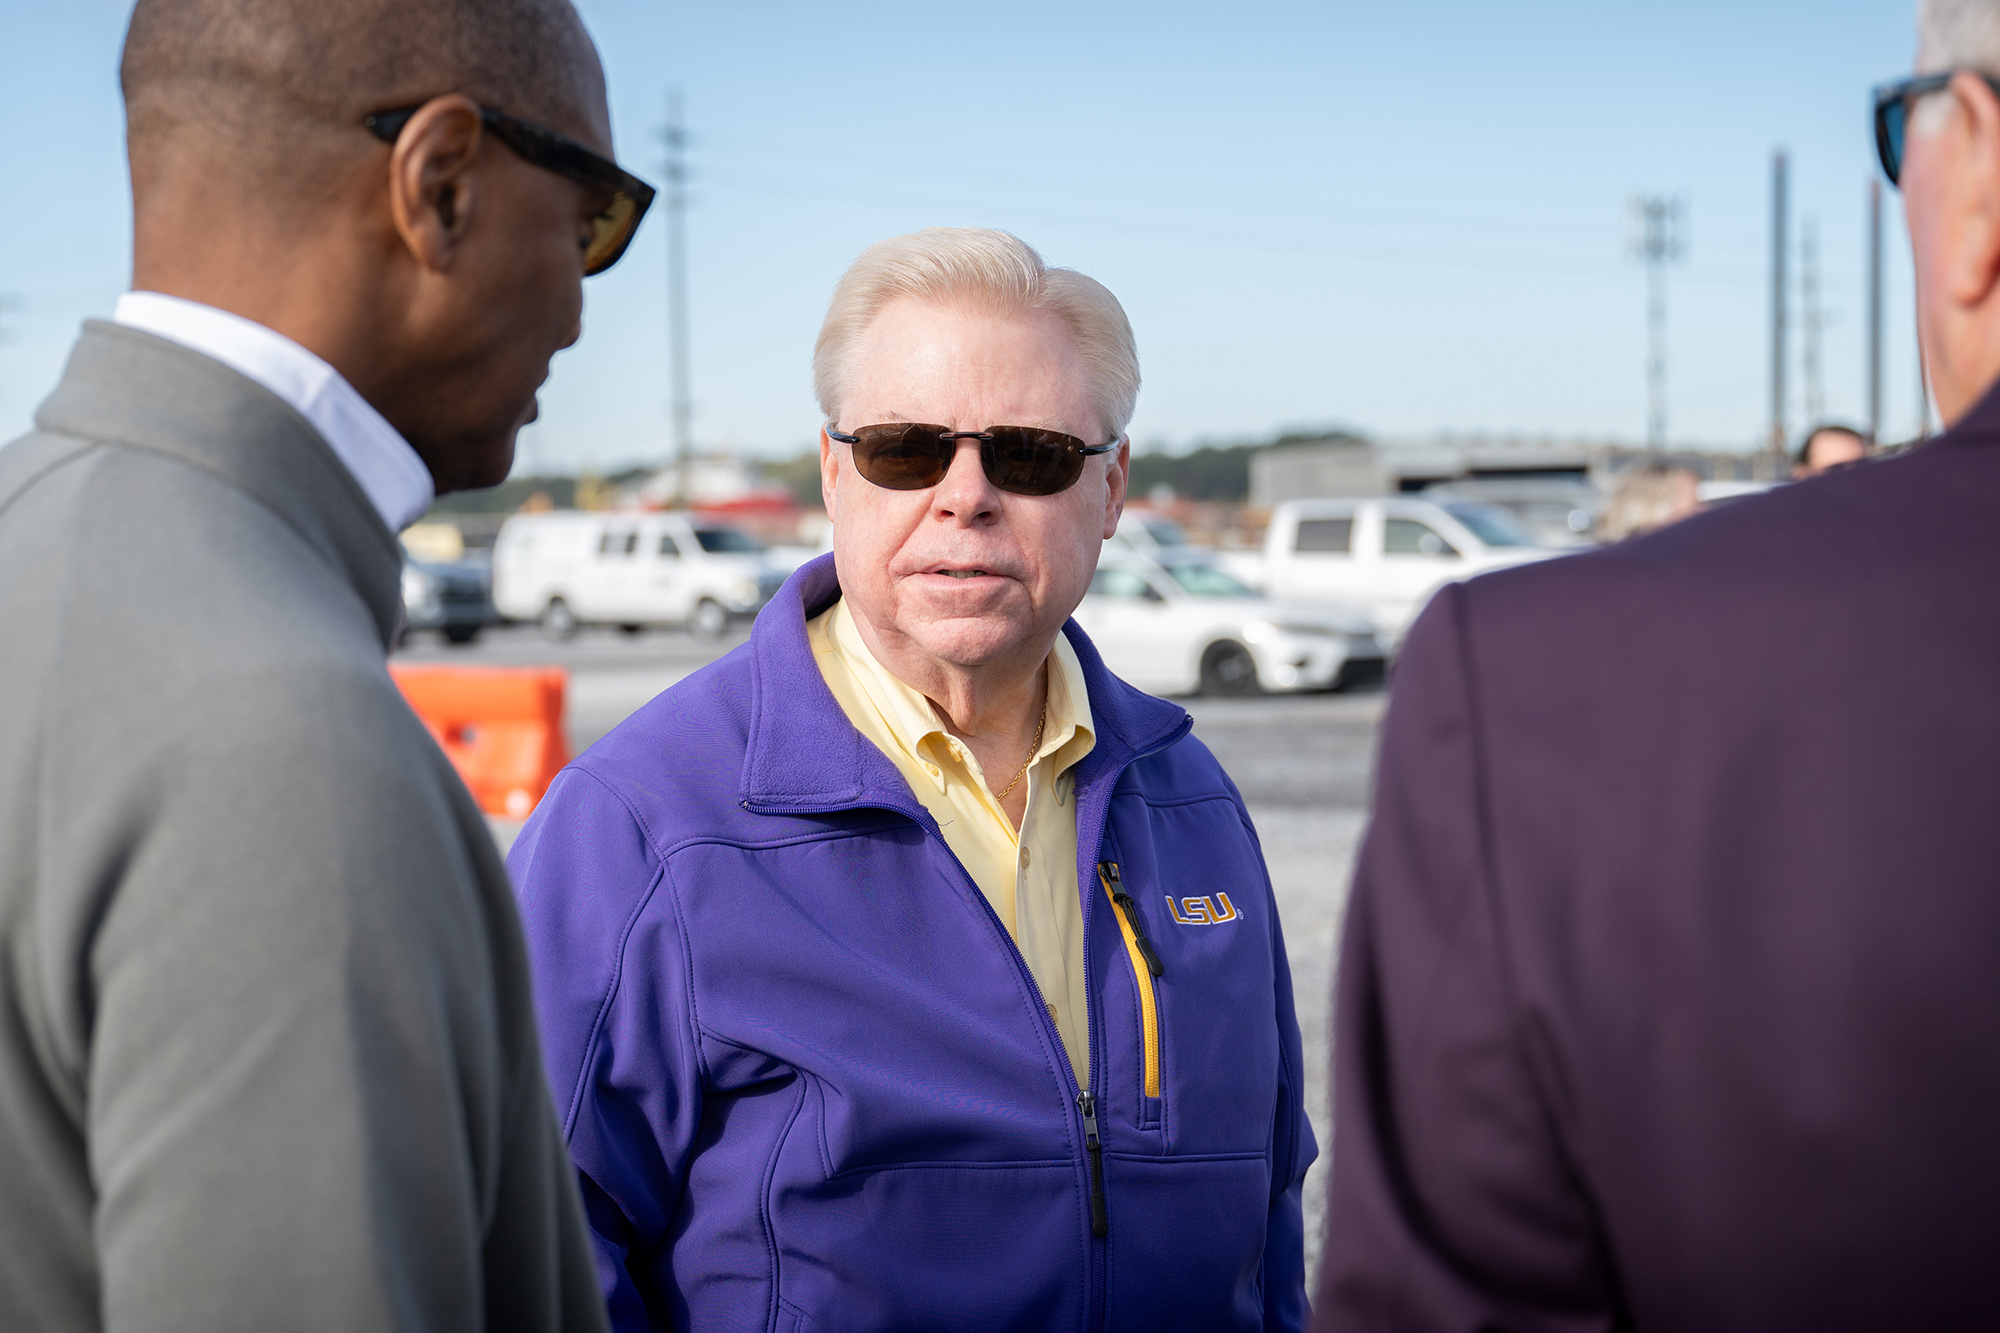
[994,704,1048,801]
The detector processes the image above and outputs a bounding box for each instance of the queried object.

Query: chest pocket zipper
[1098,861,1163,1098]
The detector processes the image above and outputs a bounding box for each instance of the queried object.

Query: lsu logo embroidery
[1166,893,1240,925]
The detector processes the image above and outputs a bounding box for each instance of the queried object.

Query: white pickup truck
[1257,496,1557,644]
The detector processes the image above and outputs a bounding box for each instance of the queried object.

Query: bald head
[115,0,628,495]
[121,0,602,211]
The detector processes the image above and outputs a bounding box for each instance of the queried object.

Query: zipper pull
[1100,862,1165,978]
[1077,1091,1108,1238]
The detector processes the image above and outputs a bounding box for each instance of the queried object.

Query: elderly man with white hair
[1315,2,2000,1329]
[511,228,1314,1330]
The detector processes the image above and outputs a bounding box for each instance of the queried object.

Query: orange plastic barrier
[390,664,570,820]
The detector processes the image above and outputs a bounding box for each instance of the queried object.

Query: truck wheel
[444,625,481,645]
[541,597,578,641]
[1199,641,1262,696]
[689,598,727,640]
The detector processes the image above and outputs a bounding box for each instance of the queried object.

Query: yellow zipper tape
[1099,865,1161,1098]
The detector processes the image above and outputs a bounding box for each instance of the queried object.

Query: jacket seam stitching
[549,767,675,1135]
[762,1078,808,1332]
[0,435,102,525]
[823,1159,1075,1176]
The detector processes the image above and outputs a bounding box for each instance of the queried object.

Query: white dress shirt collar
[112,292,436,533]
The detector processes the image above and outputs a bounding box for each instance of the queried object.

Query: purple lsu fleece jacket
[508,555,1316,1331]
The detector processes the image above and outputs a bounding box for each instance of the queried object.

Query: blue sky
[0,0,1926,472]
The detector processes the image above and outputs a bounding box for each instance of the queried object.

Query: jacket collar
[740,553,1190,812]
[35,321,404,649]
[1937,371,2000,444]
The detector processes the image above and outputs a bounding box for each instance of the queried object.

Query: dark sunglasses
[1873,69,2000,187]
[363,101,656,275]
[826,422,1120,496]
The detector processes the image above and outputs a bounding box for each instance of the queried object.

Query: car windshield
[1162,562,1255,597]
[693,528,765,554]
[1140,517,1189,548]
[1440,502,1535,548]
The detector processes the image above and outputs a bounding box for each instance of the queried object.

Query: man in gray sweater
[0,1,654,1327]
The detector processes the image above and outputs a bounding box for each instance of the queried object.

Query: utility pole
[1628,195,1686,451]
[1801,215,1825,424]
[1866,180,1884,443]
[1918,326,1932,440]
[1770,150,1789,458]
[662,89,693,508]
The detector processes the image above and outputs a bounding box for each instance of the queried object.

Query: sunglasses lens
[583,193,640,276]
[849,424,952,490]
[1883,97,1907,185]
[983,428,1089,496]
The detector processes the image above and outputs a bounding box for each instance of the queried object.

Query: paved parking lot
[400,621,1381,1276]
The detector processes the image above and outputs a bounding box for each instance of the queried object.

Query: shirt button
[927,764,940,777]
[1019,847,1031,869]
[1046,1002,1059,1025]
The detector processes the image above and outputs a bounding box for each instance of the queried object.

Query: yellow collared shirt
[807,598,1097,1086]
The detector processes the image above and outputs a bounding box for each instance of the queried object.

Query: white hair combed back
[812,227,1141,439]
[1920,0,2000,69]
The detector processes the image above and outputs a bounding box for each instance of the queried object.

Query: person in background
[0,0,649,1327]
[1795,421,1873,476]
[1595,460,1705,542]
[510,228,1314,1330]
[1315,0,2000,1327]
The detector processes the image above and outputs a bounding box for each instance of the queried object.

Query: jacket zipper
[1098,861,1163,1098]
[1076,1090,1108,1237]
[744,708,1194,1291]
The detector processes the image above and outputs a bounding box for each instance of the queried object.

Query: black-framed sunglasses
[1873,69,2000,188]
[363,102,656,275]
[826,422,1120,496]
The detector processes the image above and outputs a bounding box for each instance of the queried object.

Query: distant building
[1248,439,1384,504]
[1247,434,1774,504]
[623,454,767,508]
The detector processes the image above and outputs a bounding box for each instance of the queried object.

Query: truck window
[1089,567,1162,600]
[1384,519,1457,557]
[693,528,766,554]
[1295,518,1352,553]
[658,534,681,557]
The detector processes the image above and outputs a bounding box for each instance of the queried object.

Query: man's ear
[1102,438,1131,540]
[820,428,841,522]
[386,95,485,274]
[1947,71,2000,308]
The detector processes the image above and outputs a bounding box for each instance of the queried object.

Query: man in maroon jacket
[1316,6,2000,1329]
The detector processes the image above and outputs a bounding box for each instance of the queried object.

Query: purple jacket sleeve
[1313,585,1619,1330]
[1265,871,1316,1330]
[510,767,705,1332]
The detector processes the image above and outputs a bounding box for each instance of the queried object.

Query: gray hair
[1919,0,2000,69]
[812,228,1141,440]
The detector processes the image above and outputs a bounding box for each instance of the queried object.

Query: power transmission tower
[661,89,693,508]
[1628,195,1686,451]
[1769,150,1789,456]
[1801,215,1826,423]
